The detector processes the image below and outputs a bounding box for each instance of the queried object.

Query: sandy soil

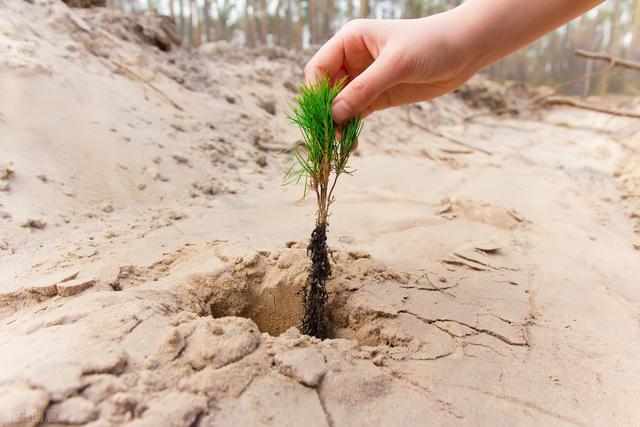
[2,1,640,426]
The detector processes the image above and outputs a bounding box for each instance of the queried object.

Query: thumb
[332,54,397,123]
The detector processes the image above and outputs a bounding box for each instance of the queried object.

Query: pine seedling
[285,75,363,338]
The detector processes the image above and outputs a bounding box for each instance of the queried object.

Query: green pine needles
[285,76,363,227]
[285,75,363,338]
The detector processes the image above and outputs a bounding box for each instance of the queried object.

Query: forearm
[452,0,605,73]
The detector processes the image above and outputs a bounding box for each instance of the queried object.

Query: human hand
[304,0,605,123]
[304,12,477,123]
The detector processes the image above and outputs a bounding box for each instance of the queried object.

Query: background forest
[103,0,640,96]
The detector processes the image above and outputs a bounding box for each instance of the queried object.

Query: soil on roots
[301,223,331,338]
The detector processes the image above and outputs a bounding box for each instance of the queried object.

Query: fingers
[362,81,453,116]
[330,66,349,86]
[304,33,345,85]
[332,52,398,123]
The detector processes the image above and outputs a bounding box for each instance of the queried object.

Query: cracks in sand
[234,369,260,400]
[484,312,521,327]
[191,342,259,373]
[408,351,455,361]
[483,311,534,346]
[26,311,90,334]
[400,272,458,297]
[399,310,529,348]
[445,250,520,272]
[399,284,457,297]
[171,339,188,362]
[462,342,508,358]
[122,316,143,335]
[170,323,195,362]
[379,365,464,420]
[523,278,539,347]
[316,383,335,427]
[444,382,585,426]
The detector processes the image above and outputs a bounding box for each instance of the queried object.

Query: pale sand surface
[1,2,640,425]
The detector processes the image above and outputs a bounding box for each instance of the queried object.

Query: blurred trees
[107,0,640,95]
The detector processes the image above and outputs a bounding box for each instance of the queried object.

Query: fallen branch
[574,49,640,71]
[533,50,640,118]
[75,21,184,112]
[543,96,640,119]
[110,59,184,111]
[463,107,514,122]
[553,61,616,90]
[404,109,493,155]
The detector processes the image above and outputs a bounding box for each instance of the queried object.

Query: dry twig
[404,109,493,155]
[574,49,640,71]
[536,50,640,119]
[109,59,183,111]
[543,96,640,119]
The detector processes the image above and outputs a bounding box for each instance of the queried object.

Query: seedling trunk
[285,76,363,338]
[302,223,330,338]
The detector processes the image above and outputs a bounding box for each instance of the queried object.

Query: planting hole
[191,249,312,337]
[208,279,306,337]
[187,247,376,342]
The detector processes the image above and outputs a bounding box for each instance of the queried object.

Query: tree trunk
[273,0,283,45]
[403,0,422,19]
[244,0,255,47]
[214,0,227,40]
[178,0,185,37]
[187,0,194,46]
[582,58,594,98]
[214,0,222,39]
[308,0,317,44]
[581,7,606,97]
[295,0,303,48]
[192,0,201,47]
[599,1,622,94]
[559,21,573,86]
[360,0,368,18]
[203,0,211,42]
[250,0,259,45]
[258,0,268,45]
[284,0,292,47]
[322,0,334,42]
[632,0,640,58]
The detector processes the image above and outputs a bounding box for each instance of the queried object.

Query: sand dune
[1,1,640,425]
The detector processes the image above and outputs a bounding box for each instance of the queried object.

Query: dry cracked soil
[1,1,640,426]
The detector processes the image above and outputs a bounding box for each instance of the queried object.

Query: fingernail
[333,99,350,123]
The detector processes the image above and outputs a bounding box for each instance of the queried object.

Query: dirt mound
[80,8,182,51]
[171,241,532,348]
[455,76,535,116]
[2,222,599,423]
[63,0,106,7]
[0,239,534,424]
